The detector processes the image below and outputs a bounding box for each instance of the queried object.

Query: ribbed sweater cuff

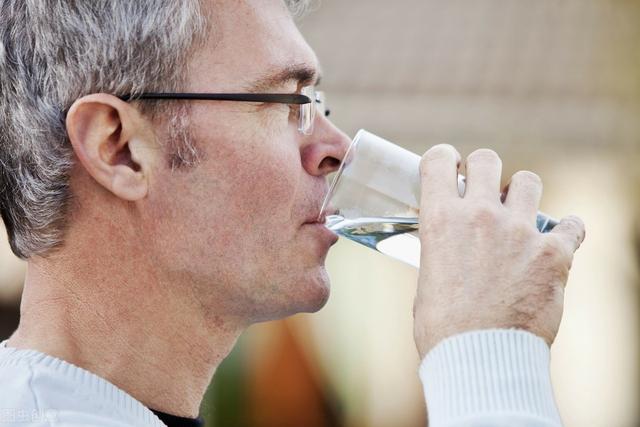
[419,329,562,427]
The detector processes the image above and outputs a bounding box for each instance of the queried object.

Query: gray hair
[0,0,311,260]
[286,0,315,17]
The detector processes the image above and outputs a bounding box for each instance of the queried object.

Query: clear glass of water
[319,130,558,268]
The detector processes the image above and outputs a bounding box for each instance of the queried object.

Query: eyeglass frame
[118,85,329,135]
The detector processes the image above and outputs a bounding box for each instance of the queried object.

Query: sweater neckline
[0,339,167,426]
[150,408,204,427]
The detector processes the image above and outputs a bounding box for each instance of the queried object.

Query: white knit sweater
[0,329,562,426]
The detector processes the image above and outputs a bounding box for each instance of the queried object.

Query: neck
[7,251,245,418]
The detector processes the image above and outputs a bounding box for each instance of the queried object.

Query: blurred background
[1,0,639,426]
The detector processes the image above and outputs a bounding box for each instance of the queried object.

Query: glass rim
[318,129,368,221]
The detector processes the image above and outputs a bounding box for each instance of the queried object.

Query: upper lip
[304,206,337,225]
[304,214,326,225]
[303,184,337,225]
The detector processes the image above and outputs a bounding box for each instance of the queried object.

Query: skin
[9,0,349,417]
[414,147,585,357]
[6,0,585,419]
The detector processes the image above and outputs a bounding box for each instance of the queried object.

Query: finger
[549,215,586,254]
[463,149,502,202]
[419,144,462,202]
[503,170,543,225]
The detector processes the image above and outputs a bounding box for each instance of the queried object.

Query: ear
[66,94,156,201]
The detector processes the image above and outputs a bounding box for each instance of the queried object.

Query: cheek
[213,137,301,240]
[202,114,299,210]
[143,149,300,279]
[147,117,303,271]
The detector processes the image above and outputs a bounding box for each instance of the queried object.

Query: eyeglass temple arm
[117,92,311,104]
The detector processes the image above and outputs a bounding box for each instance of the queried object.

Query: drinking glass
[319,130,558,268]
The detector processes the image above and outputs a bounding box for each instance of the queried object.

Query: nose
[300,116,352,177]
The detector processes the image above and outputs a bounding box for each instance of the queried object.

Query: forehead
[187,0,320,92]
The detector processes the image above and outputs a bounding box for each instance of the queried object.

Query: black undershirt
[150,409,204,427]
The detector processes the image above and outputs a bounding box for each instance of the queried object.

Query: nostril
[319,156,341,171]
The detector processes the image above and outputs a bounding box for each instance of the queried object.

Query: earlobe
[66,94,151,201]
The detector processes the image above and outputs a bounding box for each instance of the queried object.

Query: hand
[413,145,585,359]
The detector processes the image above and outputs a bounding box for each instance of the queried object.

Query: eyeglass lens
[299,86,328,135]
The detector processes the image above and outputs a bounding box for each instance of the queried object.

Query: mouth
[307,216,325,226]
[298,197,340,249]
[302,220,340,247]
[304,206,338,226]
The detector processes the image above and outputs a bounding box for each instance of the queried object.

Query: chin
[299,265,332,312]
[255,266,332,322]
[297,277,331,313]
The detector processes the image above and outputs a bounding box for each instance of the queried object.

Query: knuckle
[509,220,537,242]
[423,203,449,219]
[557,215,586,249]
[468,202,500,226]
[538,237,562,260]
[421,203,452,233]
[564,215,586,236]
[539,236,572,265]
[467,148,502,166]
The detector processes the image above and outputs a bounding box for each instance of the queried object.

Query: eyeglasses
[118,85,329,135]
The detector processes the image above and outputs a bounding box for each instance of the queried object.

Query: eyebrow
[246,64,322,92]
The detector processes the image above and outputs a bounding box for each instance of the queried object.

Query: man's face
[142,0,350,322]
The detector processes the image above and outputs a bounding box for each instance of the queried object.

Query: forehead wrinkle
[243,62,323,92]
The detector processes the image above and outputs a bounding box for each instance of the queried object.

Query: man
[0,0,585,426]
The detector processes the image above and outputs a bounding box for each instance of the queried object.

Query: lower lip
[303,222,339,245]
